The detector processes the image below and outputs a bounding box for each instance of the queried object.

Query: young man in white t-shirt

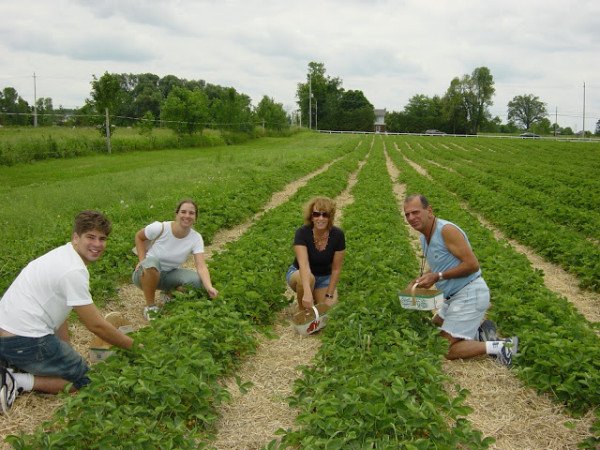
[0,210,134,414]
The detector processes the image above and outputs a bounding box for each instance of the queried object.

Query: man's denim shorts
[0,334,90,389]
[286,265,331,290]
[132,256,202,291]
[438,277,490,340]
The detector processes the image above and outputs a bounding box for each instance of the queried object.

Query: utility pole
[582,82,586,139]
[315,99,318,130]
[554,106,557,137]
[33,72,38,127]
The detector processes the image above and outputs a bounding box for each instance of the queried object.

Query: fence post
[105,108,112,154]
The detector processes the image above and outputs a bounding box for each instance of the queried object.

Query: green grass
[0,126,229,165]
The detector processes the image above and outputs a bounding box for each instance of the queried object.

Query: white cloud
[0,0,598,130]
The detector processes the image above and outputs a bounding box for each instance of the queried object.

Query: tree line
[296,62,376,132]
[0,73,290,134]
[1,66,598,136]
[384,67,597,136]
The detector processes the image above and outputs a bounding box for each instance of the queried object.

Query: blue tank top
[420,218,481,298]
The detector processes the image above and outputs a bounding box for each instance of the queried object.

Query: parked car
[520,132,540,139]
[424,129,445,135]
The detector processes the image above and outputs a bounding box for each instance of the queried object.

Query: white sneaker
[497,337,519,367]
[143,305,161,321]
[1,366,18,415]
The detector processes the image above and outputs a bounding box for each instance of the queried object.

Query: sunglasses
[312,211,330,218]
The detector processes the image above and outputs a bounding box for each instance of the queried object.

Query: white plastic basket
[292,304,329,335]
[399,283,444,310]
[89,312,133,363]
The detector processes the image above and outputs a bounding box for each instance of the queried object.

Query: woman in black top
[286,197,346,310]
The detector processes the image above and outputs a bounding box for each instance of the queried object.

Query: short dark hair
[175,199,198,216]
[73,210,112,236]
[404,194,430,208]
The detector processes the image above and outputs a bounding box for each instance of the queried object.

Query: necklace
[313,229,330,251]
[419,217,436,276]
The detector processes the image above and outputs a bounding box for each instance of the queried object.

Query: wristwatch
[438,272,444,281]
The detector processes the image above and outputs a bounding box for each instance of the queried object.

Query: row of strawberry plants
[0,133,355,299]
[439,139,600,231]
[276,140,492,449]
[462,138,600,180]
[387,139,600,418]
[7,139,369,449]
[402,140,600,241]
[454,139,600,210]
[397,140,600,292]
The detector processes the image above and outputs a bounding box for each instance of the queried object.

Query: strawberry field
[1,133,598,448]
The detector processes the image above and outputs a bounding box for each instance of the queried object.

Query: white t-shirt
[145,221,204,271]
[0,243,93,337]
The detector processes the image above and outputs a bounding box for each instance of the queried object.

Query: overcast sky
[1,0,598,131]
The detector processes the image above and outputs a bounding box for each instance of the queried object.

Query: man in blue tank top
[403,194,518,366]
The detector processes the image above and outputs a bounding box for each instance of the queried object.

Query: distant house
[374,108,386,133]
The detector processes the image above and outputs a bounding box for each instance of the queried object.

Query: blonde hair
[303,197,336,229]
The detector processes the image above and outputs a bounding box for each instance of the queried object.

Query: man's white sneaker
[1,366,18,415]
[497,336,519,367]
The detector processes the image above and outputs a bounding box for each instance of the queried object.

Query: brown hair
[303,197,336,229]
[73,210,112,236]
[175,199,198,217]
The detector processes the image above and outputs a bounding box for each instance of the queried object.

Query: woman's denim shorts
[286,265,331,290]
[132,256,202,291]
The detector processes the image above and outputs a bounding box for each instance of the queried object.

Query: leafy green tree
[441,77,468,134]
[0,87,31,125]
[499,121,519,134]
[138,111,155,135]
[208,86,253,132]
[460,66,495,134]
[296,62,343,130]
[126,73,162,121]
[384,110,405,133]
[90,72,126,135]
[385,94,443,133]
[91,72,123,114]
[255,96,289,131]
[480,115,503,133]
[507,94,548,130]
[337,90,374,131]
[595,119,600,136]
[160,86,209,135]
[530,117,552,135]
[562,126,574,135]
[35,97,54,125]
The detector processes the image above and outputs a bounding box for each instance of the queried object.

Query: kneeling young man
[0,210,133,414]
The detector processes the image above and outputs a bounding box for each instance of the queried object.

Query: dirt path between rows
[210,143,370,449]
[386,147,595,449]
[0,155,347,448]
